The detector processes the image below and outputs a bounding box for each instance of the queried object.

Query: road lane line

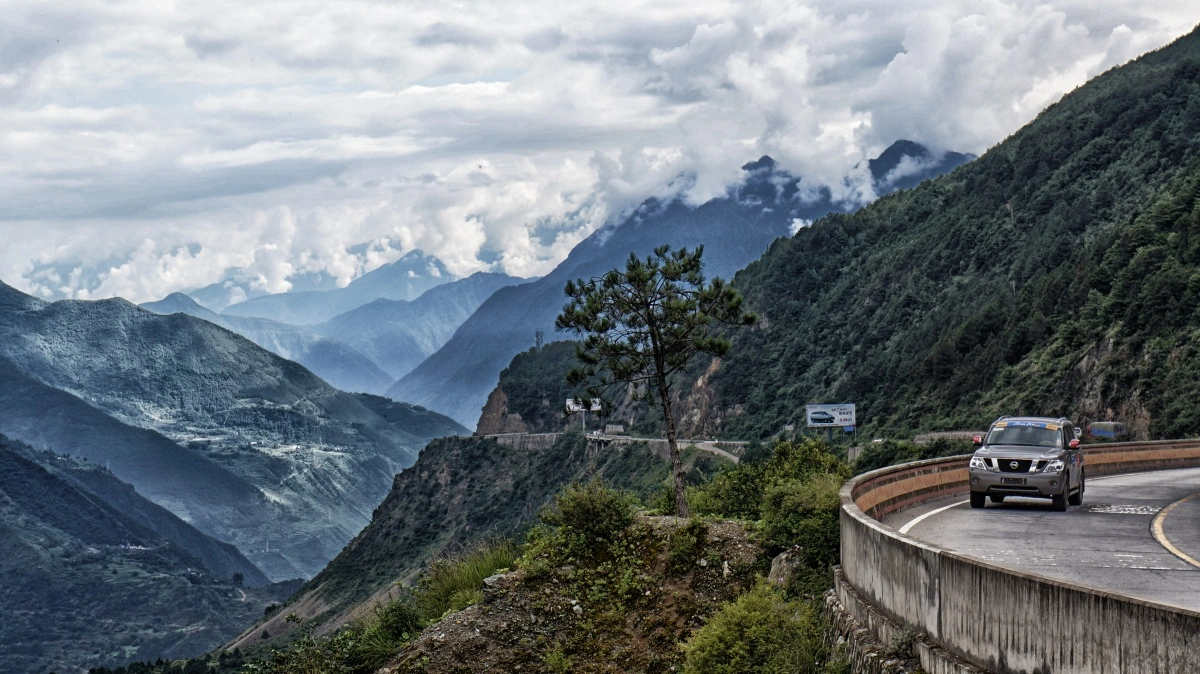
[1151,491,1200,570]
[899,500,968,535]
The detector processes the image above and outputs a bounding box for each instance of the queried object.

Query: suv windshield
[985,422,1062,448]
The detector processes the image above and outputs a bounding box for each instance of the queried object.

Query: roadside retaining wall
[839,439,1200,674]
[484,432,561,451]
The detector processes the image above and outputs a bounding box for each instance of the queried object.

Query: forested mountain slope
[695,26,1200,440]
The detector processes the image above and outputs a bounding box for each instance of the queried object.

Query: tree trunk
[657,375,689,518]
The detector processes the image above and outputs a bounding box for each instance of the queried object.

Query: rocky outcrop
[475,386,531,436]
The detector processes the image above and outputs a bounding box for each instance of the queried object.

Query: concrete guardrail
[838,439,1200,674]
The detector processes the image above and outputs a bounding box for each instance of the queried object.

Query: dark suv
[967,416,1084,511]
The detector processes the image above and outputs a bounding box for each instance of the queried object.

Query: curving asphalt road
[882,466,1200,611]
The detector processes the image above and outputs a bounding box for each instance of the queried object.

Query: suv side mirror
[1069,438,1080,449]
[972,435,983,446]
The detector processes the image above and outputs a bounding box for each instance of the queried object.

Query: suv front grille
[997,459,1033,473]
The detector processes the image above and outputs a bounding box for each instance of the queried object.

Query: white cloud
[0,0,1196,302]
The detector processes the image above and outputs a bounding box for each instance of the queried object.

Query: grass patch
[415,539,518,620]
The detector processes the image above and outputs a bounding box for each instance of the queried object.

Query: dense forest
[706,27,1200,439]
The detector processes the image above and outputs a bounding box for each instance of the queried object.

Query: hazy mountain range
[145,269,527,395]
[220,250,453,325]
[0,281,465,581]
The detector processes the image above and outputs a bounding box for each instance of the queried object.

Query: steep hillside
[0,434,272,674]
[230,432,724,648]
[28,444,268,586]
[0,283,466,579]
[689,26,1200,440]
[221,250,451,325]
[142,293,394,394]
[315,271,528,379]
[389,142,969,427]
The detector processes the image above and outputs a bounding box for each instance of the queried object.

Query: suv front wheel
[1051,473,1069,511]
[1068,471,1085,506]
[970,491,986,509]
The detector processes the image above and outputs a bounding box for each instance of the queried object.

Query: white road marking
[899,500,968,535]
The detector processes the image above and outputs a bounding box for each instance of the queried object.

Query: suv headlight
[969,456,991,471]
[1042,459,1065,473]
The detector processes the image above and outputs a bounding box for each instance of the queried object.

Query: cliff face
[475,386,531,436]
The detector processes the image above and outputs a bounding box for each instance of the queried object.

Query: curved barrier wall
[840,440,1200,674]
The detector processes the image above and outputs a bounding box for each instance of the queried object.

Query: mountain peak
[741,155,777,172]
[868,140,930,179]
[141,292,215,319]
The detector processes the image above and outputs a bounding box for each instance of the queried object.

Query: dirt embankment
[379,517,768,674]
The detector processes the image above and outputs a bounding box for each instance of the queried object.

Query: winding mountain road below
[882,466,1200,611]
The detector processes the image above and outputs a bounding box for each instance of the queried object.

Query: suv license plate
[1001,477,1026,485]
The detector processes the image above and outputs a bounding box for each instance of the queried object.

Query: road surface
[882,467,1200,611]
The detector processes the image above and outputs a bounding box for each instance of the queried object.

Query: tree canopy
[556,245,755,515]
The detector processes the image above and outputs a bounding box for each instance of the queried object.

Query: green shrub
[241,540,511,674]
[519,480,652,609]
[240,596,423,674]
[542,645,573,673]
[681,582,830,674]
[536,479,636,563]
[688,462,765,519]
[415,539,517,621]
[667,518,709,571]
[689,439,848,522]
[760,473,842,560]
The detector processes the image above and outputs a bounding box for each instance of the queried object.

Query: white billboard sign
[806,404,856,428]
[566,399,603,413]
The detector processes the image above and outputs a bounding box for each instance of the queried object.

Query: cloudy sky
[2,0,1198,303]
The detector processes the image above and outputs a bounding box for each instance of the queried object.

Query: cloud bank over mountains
[2,0,1197,302]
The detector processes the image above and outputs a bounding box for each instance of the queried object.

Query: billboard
[806,404,856,428]
[566,398,603,413]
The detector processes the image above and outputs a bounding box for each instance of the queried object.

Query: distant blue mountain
[143,293,395,394]
[314,271,530,379]
[221,250,452,325]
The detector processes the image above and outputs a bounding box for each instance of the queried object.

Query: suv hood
[974,445,1065,461]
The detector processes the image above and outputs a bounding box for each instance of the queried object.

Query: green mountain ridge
[693,25,1200,440]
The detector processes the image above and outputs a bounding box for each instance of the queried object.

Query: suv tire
[1068,473,1084,506]
[970,491,986,509]
[1052,476,1069,511]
